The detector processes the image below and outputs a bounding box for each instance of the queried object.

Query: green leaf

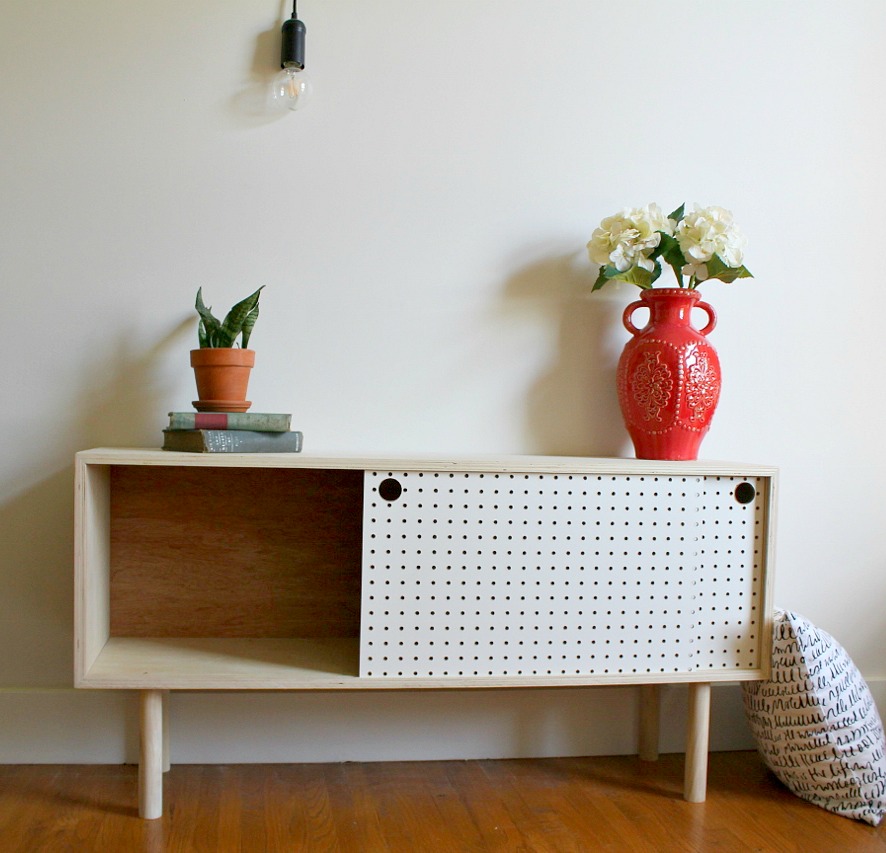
[667,203,685,223]
[240,304,260,349]
[610,265,655,289]
[218,287,265,347]
[705,254,754,284]
[591,264,656,291]
[650,260,663,285]
[195,286,265,347]
[591,268,612,292]
[657,232,687,286]
[195,287,221,348]
[215,327,236,348]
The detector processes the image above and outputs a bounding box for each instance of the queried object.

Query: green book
[167,412,291,432]
[162,429,303,453]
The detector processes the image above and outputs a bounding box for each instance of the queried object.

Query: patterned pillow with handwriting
[741,610,886,825]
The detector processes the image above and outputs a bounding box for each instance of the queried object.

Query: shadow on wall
[228,11,290,126]
[0,468,76,686]
[503,252,632,458]
[75,319,193,449]
[0,319,192,686]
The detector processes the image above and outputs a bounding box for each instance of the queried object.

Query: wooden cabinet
[74,449,777,817]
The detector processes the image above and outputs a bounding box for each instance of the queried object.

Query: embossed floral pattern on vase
[684,345,720,423]
[632,352,674,422]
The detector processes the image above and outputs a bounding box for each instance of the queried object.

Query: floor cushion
[741,609,886,826]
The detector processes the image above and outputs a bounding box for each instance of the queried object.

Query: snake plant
[195,287,264,348]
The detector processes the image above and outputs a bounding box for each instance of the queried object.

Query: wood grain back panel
[109,466,363,638]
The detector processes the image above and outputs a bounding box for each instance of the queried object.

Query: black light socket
[281,16,306,69]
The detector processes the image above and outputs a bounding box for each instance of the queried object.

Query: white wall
[1,0,884,763]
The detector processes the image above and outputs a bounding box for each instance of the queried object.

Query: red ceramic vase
[616,288,721,461]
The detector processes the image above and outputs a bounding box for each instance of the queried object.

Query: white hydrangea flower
[676,205,747,277]
[682,261,709,282]
[587,203,674,273]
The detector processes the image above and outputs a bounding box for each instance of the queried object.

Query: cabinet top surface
[76,448,777,477]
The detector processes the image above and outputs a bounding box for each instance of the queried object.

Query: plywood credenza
[74,448,777,818]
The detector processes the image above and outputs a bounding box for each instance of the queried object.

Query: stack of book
[162,412,303,453]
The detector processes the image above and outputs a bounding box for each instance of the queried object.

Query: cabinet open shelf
[76,455,369,688]
[80,637,361,689]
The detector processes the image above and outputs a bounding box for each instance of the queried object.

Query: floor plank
[0,752,884,852]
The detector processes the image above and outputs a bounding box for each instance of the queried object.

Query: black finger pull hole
[734,482,756,504]
[379,478,402,502]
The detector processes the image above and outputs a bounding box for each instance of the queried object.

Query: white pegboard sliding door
[692,476,768,671]
[359,470,767,680]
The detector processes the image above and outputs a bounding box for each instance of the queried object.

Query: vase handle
[696,301,717,336]
[622,300,646,336]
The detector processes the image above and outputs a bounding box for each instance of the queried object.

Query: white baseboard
[0,682,762,764]
[3,680,882,765]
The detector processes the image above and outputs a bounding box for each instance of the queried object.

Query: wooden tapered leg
[162,690,171,773]
[684,682,711,802]
[139,689,164,819]
[638,684,660,762]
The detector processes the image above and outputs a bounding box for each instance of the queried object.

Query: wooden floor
[1,751,884,852]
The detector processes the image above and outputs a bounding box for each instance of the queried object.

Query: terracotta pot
[616,289,721,461]
[190,348,255,413]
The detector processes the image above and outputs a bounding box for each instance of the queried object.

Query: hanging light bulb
[273,64,311,111]
[271,1,312,111]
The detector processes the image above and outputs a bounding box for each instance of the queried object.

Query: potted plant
[190,287,263,413]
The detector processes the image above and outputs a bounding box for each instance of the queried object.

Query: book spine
[167,412,291,432]
[163,429,303,453]
[201,430,303,453]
